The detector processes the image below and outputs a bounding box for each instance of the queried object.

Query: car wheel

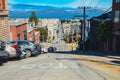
[25,50,32,58]
[18,53,25,59]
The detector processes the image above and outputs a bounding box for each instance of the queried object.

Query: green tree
[28,11,38,26]
[64,35,70,43]
[56,30,59,33]
[75,36,81,42]
[35,28,48,42]
[52,36,55,40]
[96,21,113,42]
[96,20,113,51]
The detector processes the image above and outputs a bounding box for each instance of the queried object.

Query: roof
[89,11,112,21]
[9,21,27,27]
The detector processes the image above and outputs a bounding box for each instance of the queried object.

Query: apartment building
[112,0,120,52]
[9,21,40,43]
[62,22,71,35]
[0,0,10,41]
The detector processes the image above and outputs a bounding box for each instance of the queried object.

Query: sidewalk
[72,50,120,71]
[71,51,120,80]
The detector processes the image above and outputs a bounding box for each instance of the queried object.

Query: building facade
[47,19,59,41]
[9,21,40,43]
[0,0,10,41]
[112,0,120,53]
[9,22,27,41]
[62,22,71,35]
[27,22,40,43]
[89,12,112,51]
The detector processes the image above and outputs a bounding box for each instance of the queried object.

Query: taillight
[11,45,19,49]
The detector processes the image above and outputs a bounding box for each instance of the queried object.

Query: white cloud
[66,0,99,8]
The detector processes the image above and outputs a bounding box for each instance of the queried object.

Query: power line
[102,7,112,14]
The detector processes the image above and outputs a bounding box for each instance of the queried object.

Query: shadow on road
[0,62,3,66]
[54,50,120,57]
[53,50,120,65]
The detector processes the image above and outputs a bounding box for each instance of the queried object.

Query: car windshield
[0,0,120,80]
[8,42,16,45]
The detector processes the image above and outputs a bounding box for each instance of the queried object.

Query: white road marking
[38,63,53,69]
[20,62,80,69]
[69,62,80,68]
[54,62,68,69]
[20,64,37,69]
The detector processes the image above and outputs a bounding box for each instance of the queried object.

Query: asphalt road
[0,53,105,80]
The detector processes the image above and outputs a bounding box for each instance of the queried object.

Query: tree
[56,30,59,33]
[64,35,70,43]
[28,11,38,26]
[75,36,81,42]
[96,20,113,42]
[35,28,48,42]
[52,36,55,40]
[96,20,113,51]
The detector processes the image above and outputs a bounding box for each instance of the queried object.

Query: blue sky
[8,0,112,9]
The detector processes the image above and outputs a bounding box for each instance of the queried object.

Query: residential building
[112,0,120,53]
[70,22,81,41]
[62,22,71,35]
[9,20,40,43]
[9,21,27,41]
[47,19,59,41]
[27,22,40,43]
[0,0,10,41]
[62,20,81,36]
[89,12,112,51]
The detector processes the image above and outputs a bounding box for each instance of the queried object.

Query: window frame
[114,10,120,23]
[116,0,120,3]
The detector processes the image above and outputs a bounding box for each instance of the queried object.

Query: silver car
[9,40,39,58]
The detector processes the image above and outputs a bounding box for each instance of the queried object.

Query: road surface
[0,53,105,80]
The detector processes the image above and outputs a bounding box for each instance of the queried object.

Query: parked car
[5,43,24,59]
[0,49,9,62]
[41,47,48,54]
[48,47,56,52]
[29,40,42,53]
[9,40,39,58]
[0,40,9,62]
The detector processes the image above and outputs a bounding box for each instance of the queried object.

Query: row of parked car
[0,40,57,64]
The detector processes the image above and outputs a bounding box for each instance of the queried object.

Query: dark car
[29,40,41,52]
[9,40,39,58]
[48,47,56,52]
[0,40,9,62]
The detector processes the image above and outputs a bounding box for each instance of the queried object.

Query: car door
[23,41,31,49]
[17,41,25,48]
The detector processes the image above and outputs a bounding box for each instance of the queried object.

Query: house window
[23,30,27,40]
[114,10,120,23]
[17,34,20,40]
[116,0,120,3]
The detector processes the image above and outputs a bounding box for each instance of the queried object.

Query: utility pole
[78,6,91,52]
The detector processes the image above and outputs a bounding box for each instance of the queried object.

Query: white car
[5,44,26,59]
[41,47,48,54]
